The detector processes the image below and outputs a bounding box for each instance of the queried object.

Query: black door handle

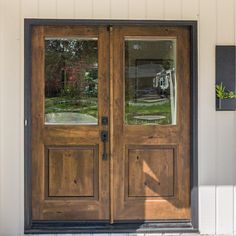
[101,131,108,160]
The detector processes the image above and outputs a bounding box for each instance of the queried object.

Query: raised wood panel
[46,146,98,198]
[127,146,175,198]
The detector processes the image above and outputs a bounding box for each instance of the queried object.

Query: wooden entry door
[31,26,110,220]
[31,25,190,222]
[111,26,190,221]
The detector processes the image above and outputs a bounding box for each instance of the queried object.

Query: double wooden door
[31,25,190,222]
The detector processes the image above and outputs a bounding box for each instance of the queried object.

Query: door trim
[24,19,198,234]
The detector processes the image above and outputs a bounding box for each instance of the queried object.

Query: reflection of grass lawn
[45,97,98,118]
[45,97,172,125]
[126,99,172,125]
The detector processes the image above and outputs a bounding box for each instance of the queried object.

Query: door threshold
[25,220,199,234]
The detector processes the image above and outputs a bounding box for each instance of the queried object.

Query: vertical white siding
[57,0,75,19]
[216,0,236,234]
[38,0,57,18]
[93,0,110,19]
[198,0,217,234]
[110,0,129,19]
[164,0,182,20]
[0,0,3,232]
[0,0,236,235]
[0,0,21,235]
[128,0,146,19]
[75,0,93,19]
[146,0,164,19]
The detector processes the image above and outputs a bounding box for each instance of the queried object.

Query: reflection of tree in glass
[45,39,98,99]
[44,39,98,120]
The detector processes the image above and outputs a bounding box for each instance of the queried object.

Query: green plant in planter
[216,82,236,99]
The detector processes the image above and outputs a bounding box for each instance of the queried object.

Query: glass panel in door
[44,38,98,125]
[125,38,177,125]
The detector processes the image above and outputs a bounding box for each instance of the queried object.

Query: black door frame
[24,19,198,234]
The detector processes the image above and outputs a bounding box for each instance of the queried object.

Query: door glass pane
[45,38,98,125]
[125,37,177,125]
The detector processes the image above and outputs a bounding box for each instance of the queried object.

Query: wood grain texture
[31,26,110,221]
[112,26,191,220]
[127,146,175,197]
[47,146,97,197]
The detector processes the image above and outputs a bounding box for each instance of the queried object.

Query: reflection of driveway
[45,112,97,124]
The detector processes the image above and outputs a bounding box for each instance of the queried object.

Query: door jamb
[24,19,198,234]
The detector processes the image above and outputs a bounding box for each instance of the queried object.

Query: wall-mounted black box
[216,45,236,111]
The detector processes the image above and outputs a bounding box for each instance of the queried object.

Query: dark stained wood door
[111,26,191,221]
[31,26,110,220]
[31,25,191,222]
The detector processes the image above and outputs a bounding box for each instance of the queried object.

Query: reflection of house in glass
[125,39,177,125]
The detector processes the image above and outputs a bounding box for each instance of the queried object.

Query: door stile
[98,26,110,219]
[109,25,114,224]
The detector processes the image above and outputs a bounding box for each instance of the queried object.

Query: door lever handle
[101,130,108,160]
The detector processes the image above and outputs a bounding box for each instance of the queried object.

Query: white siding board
[110,0,129,19]
[21,0,38,18]
[234,186,236,234]
[0,0,236,235]
[182,0,199,20]
[75,0,93,19]
[0,0,21,235]
[146,0,164,20]
[198,0,217,185]
[216,186,234,234]
[128,0,146,19]
[93,0,110,19]
[164,0,182,20]
[215,1,235,234]
[38,0,57,18]
[0,0,4,232]
[198,0,217,233]
[57,0,75,19]
[199,186,216,234]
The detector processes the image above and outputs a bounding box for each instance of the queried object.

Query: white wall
[0,0,236,235]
